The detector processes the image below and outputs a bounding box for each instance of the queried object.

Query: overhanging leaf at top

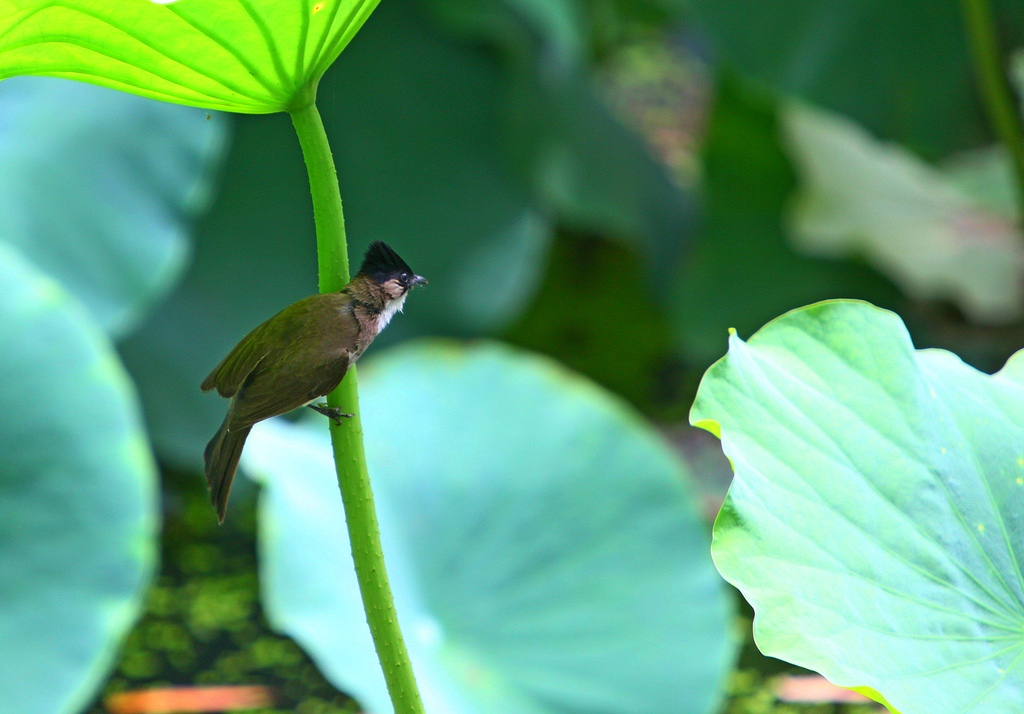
[0,0,381,112]
[692,299,1024,713]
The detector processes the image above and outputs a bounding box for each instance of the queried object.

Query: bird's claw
[308,403,354,425]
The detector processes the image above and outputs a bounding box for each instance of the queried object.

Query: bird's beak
[412,274,428,287]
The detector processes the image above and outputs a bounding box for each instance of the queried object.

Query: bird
[200,241,426,523]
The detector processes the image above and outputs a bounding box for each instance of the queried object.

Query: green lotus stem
[960,0,1024,219]
[290,99,426,714]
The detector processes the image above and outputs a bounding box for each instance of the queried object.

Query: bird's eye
[400,272,409,283]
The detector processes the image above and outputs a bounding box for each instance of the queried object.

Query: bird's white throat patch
[377,292,408,332]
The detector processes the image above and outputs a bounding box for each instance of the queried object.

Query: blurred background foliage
[3,0,1024,711]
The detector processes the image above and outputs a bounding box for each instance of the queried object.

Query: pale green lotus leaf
[692,299,1024,713]
[0,242,158,714]
[782,103,1024,323]
[941,146,1018,219]
[244,341,734,714]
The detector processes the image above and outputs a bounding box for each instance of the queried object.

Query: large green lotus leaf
[691,299,1024,713]
[672,75,899,364]
[242,342,734,714]
[0,76,226,336]
[0,242,158,713]
[687,0,1024,159]
[782,102,1024,324]
[0,0,381,113]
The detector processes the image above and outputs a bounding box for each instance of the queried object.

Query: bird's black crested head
[358,241,427,291]
[359,241,412,280]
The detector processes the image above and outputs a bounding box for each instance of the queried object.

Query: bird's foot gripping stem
[308,403,354,425]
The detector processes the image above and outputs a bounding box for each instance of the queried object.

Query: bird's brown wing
[201,294,331,397]
[201,318,276,397]
[225,351,352,430]
[224,294,361,430]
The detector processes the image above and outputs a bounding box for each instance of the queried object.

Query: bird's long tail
[203,417,252,524]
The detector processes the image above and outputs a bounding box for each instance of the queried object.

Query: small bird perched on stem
[201,241,426,523]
